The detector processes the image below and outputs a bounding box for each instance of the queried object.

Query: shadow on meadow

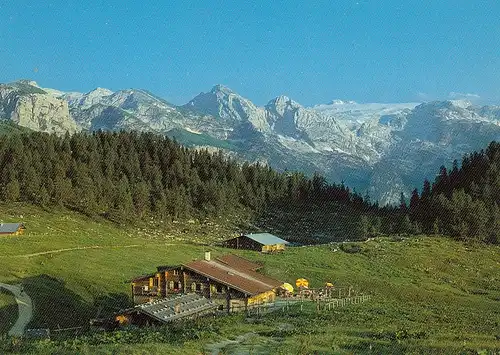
[0,288,18,335]
[21,274,131,331]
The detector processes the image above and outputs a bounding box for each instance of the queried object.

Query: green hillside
[0,204,498,354]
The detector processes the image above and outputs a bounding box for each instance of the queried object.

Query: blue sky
[1,1,499,106]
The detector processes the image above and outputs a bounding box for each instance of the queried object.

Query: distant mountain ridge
[1,79,500,204]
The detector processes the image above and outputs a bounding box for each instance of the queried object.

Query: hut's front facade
[131,253,282,312]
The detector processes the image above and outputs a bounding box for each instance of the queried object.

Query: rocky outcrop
[62,87,113,109]
[184,85,270,133]
[0,81,80,135]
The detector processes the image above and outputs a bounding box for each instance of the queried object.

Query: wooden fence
[320,294,371,311]
[244,294,372,316]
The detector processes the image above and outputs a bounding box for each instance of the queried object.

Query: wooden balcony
[133,286,160,296]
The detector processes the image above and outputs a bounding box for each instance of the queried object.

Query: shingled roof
[183,255,281,296]
[215,254,262,271]
[133,294,216,323]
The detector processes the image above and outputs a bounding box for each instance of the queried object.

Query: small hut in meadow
[222,233,289,253]
[0,223,25,236]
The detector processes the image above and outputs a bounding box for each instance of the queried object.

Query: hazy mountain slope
[367,101,500,202]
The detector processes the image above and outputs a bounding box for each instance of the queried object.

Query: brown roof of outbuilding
[215,254,262,271]
[182,257,281,296]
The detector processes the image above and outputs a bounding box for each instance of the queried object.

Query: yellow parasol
[325,282,334,287]
[281,283,294,293]
[295,278,309,288]
[115,315,129,324]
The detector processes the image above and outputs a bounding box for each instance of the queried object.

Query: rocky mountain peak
[266,95,302,116]
[184,84,259,122]
[412,101,476,121]
[15,79,40,88]
[89,87,114,96]
[210,84,235,96]
[65,87,113,109]
[417,100,474,111]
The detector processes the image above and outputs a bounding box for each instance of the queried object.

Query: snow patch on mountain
[313,100,419,128]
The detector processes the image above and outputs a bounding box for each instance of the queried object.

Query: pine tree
[432,219,440,235]
[133,181,151,218]
[38,186,51,207]
[487,203,500,244]
[4,178,20,202]
[358,215,371,239]
[400,215,413,234]
[409,189,420,220]
[23,166,41,203]
[399,192,407,212]
[370,216,382,236]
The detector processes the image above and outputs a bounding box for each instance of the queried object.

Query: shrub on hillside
[340,243,362,253]
[390,236,405,242]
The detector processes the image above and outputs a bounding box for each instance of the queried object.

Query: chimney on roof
[204,251,211,261]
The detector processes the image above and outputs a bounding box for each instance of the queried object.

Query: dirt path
[9,243,177,258]
[0,283,33,337]
[12,244,142,258]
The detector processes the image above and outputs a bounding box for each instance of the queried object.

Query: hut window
[216,285,224,293]
[153,278,159,287]
[196,283,202,291]
[169,281,174,290]
[173,270,179,276]
[177,281,182,289]
[191,282,196,292]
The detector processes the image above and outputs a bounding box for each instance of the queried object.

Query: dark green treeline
[0,130,371,224]
[402,141,500,244]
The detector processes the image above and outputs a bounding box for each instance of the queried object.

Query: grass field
[0,203,499,354]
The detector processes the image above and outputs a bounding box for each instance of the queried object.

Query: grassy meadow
[0,203,498,354]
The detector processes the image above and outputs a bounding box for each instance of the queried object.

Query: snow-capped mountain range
[2,79,500,205]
